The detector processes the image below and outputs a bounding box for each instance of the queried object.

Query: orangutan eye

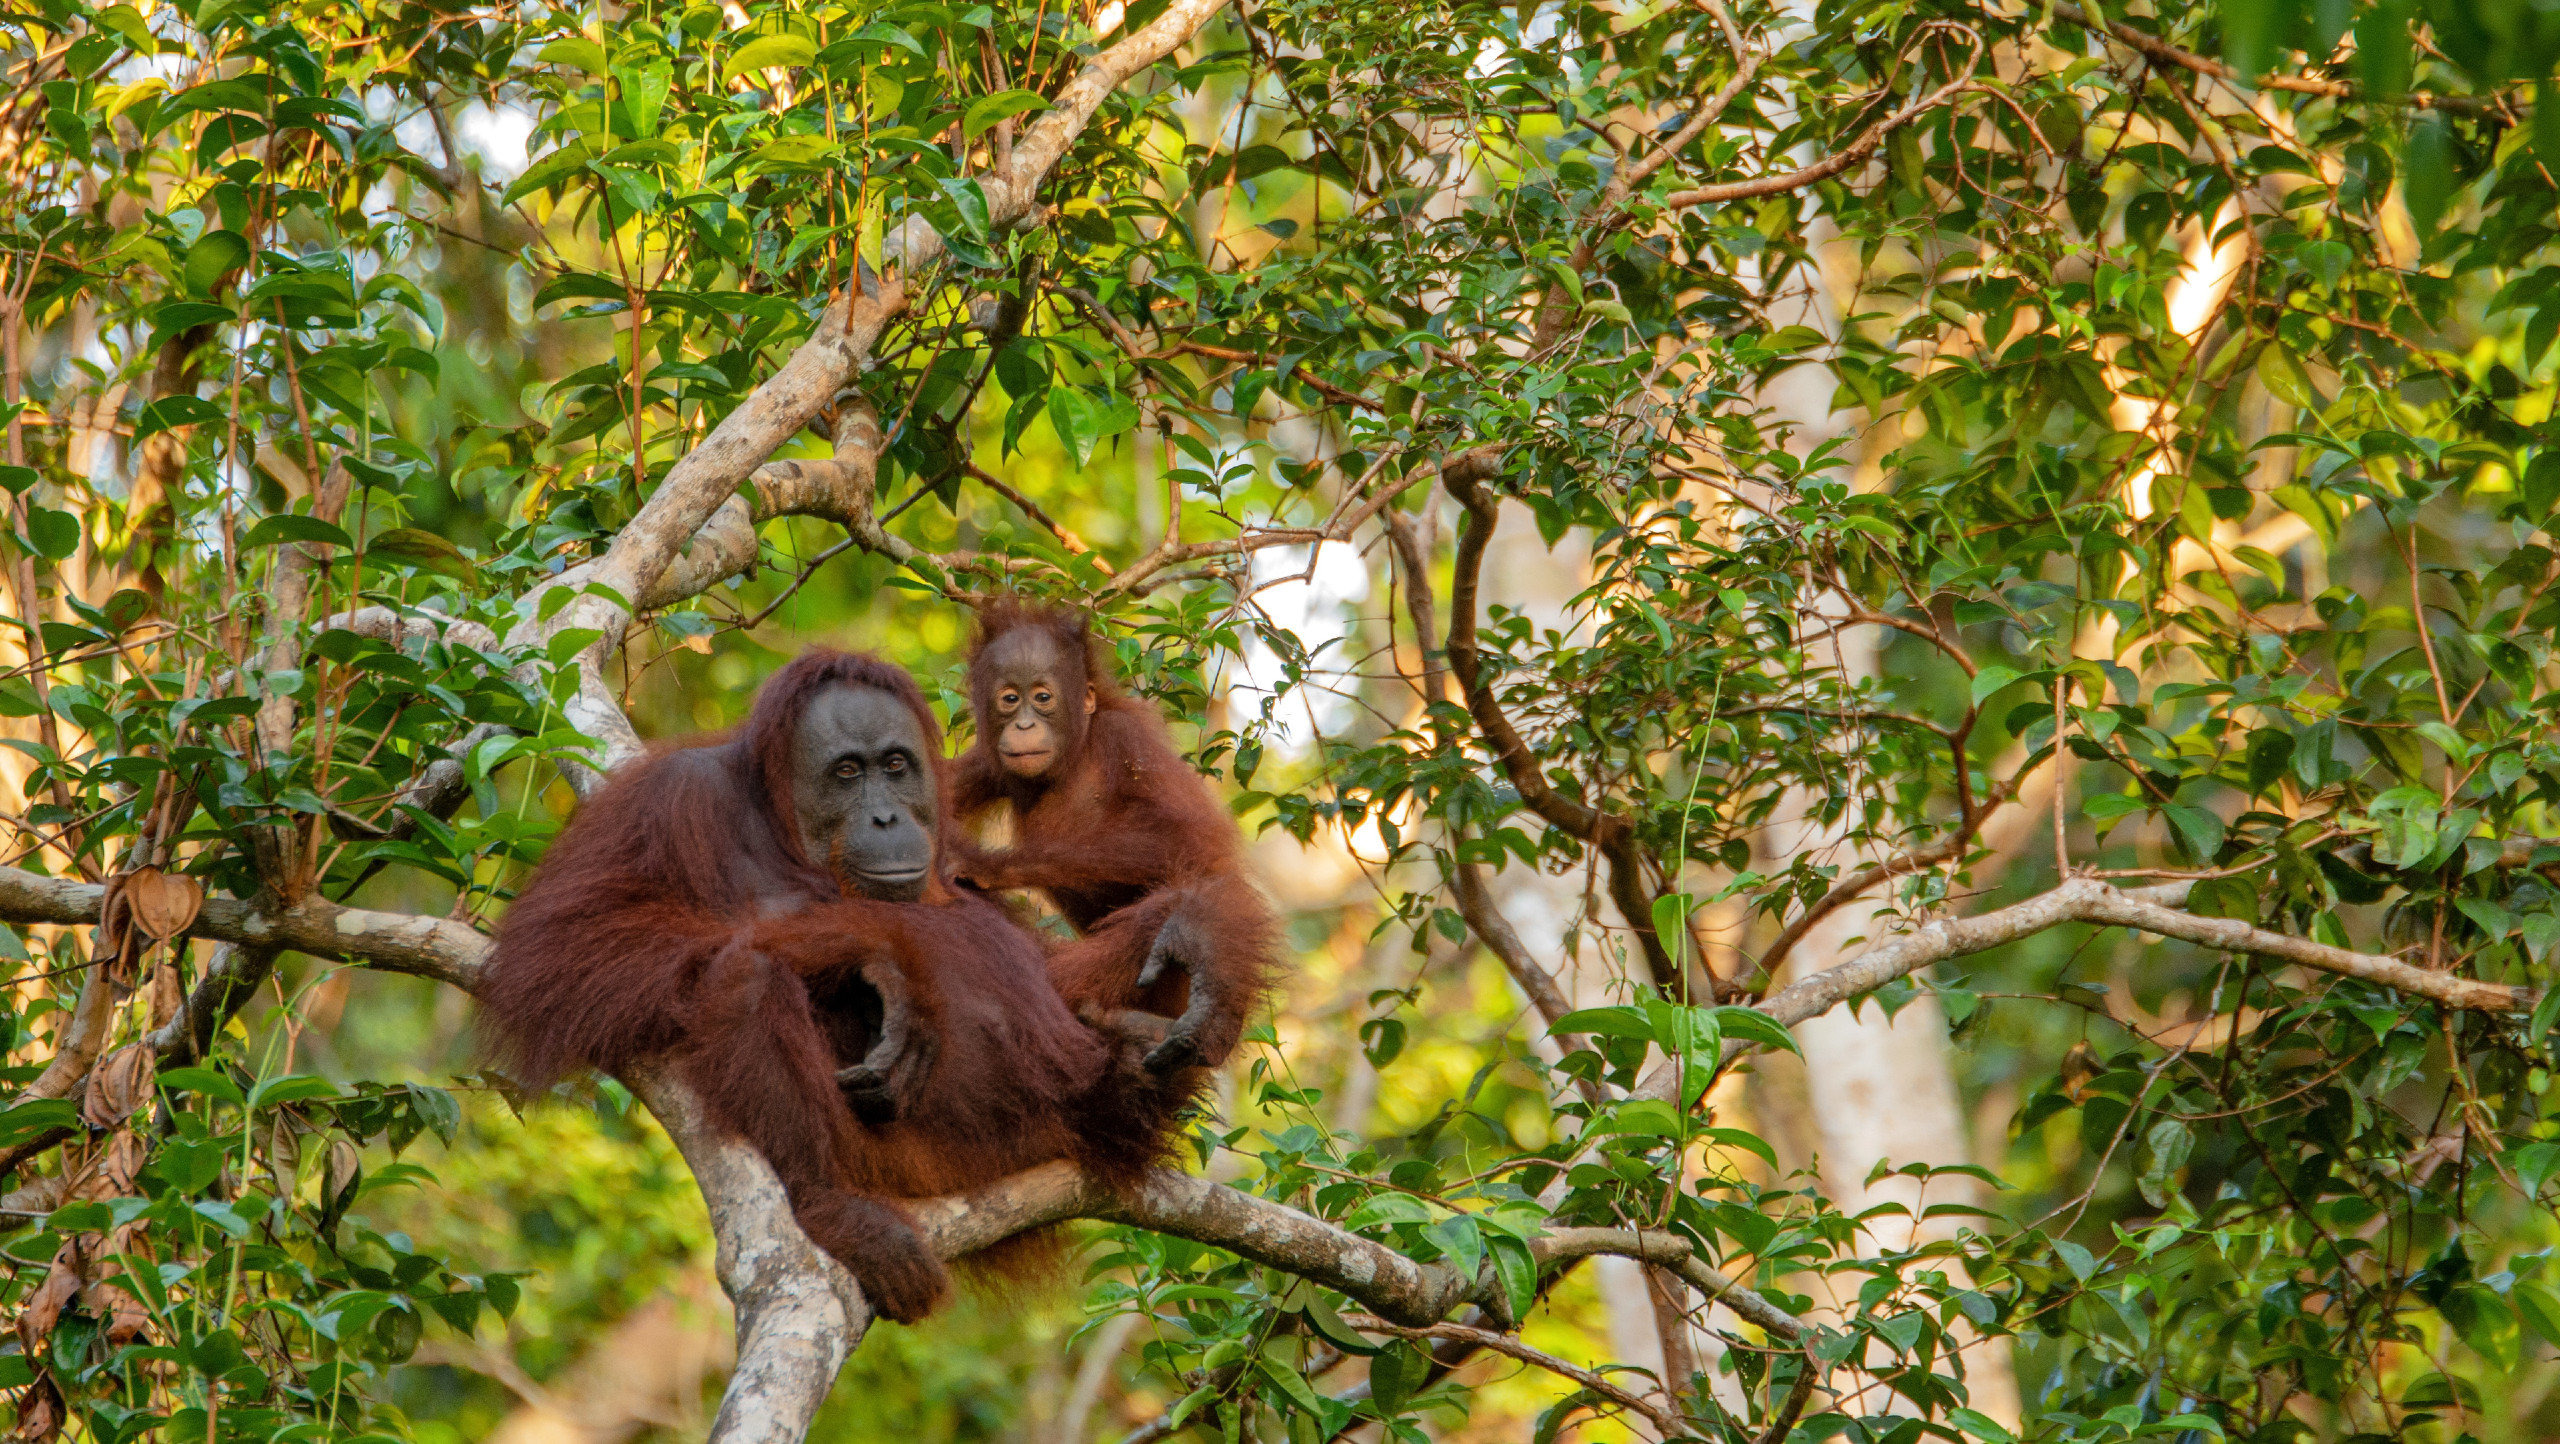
[1033,689,1053,707]
[833,760,859,780]
[999,690,1020,708]
[884,754,907,773]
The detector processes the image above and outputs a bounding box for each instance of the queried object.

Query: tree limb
[0,863,486,991]
[2045,1,2497,113]
[1340,1313,1679,1437]
[1632,876,2535,1105]
[1658,69,1975,210]
[532,0,1239,665]
[1441,467,1685,991]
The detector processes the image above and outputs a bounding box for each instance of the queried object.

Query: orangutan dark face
[792,684,938,902]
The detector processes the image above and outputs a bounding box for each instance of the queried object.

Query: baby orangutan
[950,600,1280,1073]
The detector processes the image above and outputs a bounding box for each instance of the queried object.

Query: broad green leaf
[538,37,608,73]
[963,88,1049,141]
[24,508,79,561]
[725,34,816,82]
[183,229,250,296]
[241,515,355,550]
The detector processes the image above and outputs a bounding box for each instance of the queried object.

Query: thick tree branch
[531,0,1237,665]
[1631,876,2535,1105]
[1752,766,2043,984]
[0,863,486,991]
[910,1162,1472,1328]
[1532,1227,1804,1340]
[144,943,279,1064]
[1756,875,2533,1024]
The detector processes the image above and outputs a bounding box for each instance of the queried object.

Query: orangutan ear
[1084,686,1097,716]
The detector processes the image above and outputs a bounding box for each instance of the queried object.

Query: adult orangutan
[478,649,1202,1323]
[948,600,1281,1074]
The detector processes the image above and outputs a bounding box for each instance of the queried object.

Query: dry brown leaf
[122,866,203,943]
[95,872,134,962]
[94,1128,147,1197]
[86,1224,154,1346]
[267,1114,302,1186]
[14,1242,81,1356]
[146,962,183,1031]
[81,1046,154,1131]
[326,1138,362,1206]
[9,1369,63,1444]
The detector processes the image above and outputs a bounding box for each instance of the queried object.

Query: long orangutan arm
[954,829,1187,893]
[745,904,941,1121]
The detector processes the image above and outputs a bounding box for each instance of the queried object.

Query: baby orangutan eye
[1033,690,1053,708]
[999,691,1020,709]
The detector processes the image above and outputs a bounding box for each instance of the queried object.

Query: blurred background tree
[0,0,2555,1439]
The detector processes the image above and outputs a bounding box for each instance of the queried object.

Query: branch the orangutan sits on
[478,648,1207,1324]
[949,599,1283,1073]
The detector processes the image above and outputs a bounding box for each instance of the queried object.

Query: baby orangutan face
[792,684,939,902]
[981,627,1094,780]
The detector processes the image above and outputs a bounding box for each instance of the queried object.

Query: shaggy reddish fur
[479,648,1193,1324]
[949,600,1282,1066]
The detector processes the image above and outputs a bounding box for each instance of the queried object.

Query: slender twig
[1338,1314,1679,1437]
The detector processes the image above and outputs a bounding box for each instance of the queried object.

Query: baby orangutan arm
[951,829,1184,895]
[1054,876,1273,1075]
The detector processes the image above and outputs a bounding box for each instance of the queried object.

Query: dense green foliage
[0,0,2557,1439]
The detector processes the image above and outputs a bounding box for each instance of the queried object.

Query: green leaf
[1969,664,2021,707]
[538,37,608,73]
[2515,1141,2560,1198]
[248,1074,343,1109]
[1048,387,1102,468]
[183,228,251,296]
[157,1137,227,1194]
[1295,1291,1380,1356]
[1342,1192,1431,1230]
[1648,891,1691,962]
[2515,1280,2560,1349]
[964,88,1049,141]
[2220,0,2282,79]
[1421,1215,1482,1278]
[1709,1005,1802,1057]
[618,57,672,137]
[749,134,838,172]
[548,626,606,666]
[24,507,79,561]
[2405,114,2454,234]
[939,175,992,238]
[134,394,221,439]
[158,1066,245,1104]
[1366,1341,1431,1416]
[1488,1235,1536,1323]
[2135,1117,2193,1207]
[2052,1239,2097,1281]
[2162,804,2225,863]
[1257,1354,1328,1414]
[724,34,815,82]
[241,515,354,550]
[363,527,480,582]
[0,1099,76,1146]
[1550,1006,1652,1039]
